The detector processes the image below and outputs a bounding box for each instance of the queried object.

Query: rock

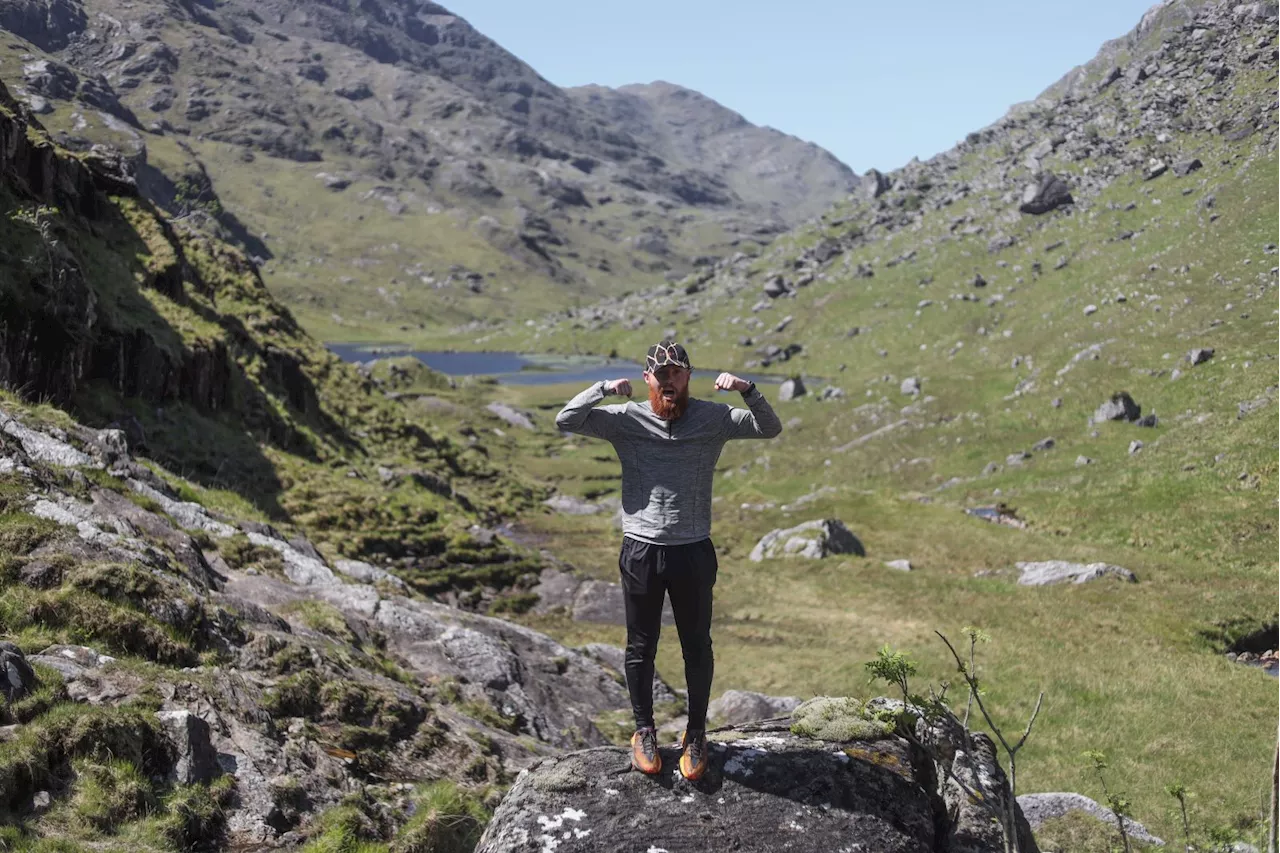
[333,558,407,590]
[1,413,94,467]
[1075,455,1094,466]
[579,644,677,705]
[334,82,374,100]
[1188,347,1215,365]
[749,519,865,562]
[18,559,61,588]
[25,94,52,114]
[1093,392,1141,422]
[1083,304,1098,315]
[858,168,891,199]
[1015,561,1137,586]
[1172,158,1203,177]
[1019,173,1073,215]
[972,272,988,288]
[475,700,1037,853]
[777,377,806,401]
[1136,414,1158,428]
[22,59,78,99]
[1144,159,1168,180]
[900,376,921,396]
[543,494,602,515]
[30,790,52,814]
[884,559,913,572]
[487,402,536,430]
[1031,437,1055,452]
[706,689,802,725]
[1006,451,1031,466]
[94,428,129,464]
[0,642,36,703]
[156,709,221,784]
[1018,792,1164,845]
[762,275,790,299]
[1129,439,1144,454]
[315,172,350,191]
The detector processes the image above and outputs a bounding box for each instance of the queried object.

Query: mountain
[569,81,855,223]
[0,0,857,344]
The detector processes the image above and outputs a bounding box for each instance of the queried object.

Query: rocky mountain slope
[0,71,669,849]
[0,0,856,343]
[469,0,1277,834]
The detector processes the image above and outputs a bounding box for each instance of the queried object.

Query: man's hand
[605,378,632,397]
[714,372,752,393]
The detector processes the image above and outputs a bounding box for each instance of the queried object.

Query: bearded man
[555,340,782,780]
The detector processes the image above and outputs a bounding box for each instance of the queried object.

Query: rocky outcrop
[749,519,865,561]
[1015,561,1138,586]
[476,697,1039,853]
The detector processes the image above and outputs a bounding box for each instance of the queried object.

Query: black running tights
[618,536,717,732]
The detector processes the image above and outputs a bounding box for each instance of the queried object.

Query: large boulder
[1015,561,1137,586]
[778,377,806,401]
[707,689,802,725]
[475,698,1039,853]
[1019,173,1073,215]
[1018,792,1164,845]
[1093,391,1141,422]
[749,519,865,562]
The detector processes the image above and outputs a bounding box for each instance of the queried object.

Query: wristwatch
[740,381,757,397]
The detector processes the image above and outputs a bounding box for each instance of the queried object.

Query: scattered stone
[1188,347,1215,365]
[1075,455,1094,466]
[1129,440,1144,454]
[1093,392,1141,422]
[30,790,52,814]
[315,172,350,191]
[1144,159,1168,180]
[1172,158,1203,177]
[1019,173,1074,214]
[542,494,602,515]
[0,642,36,703]
[884,559,913,572]
[487,402,536,430]
[900,376,921,396]
[964,505,1026,529]
[972,273,987,288]
[749,519,865,561]
[1005,451,1031,466]
[156,710,221,785]
[1015,561,1137,586]
[763,275,790,299]
[1136,414,1159,428]
[1031,437,1056,452]
[1083,304,1098,316]
[778,377,806,401]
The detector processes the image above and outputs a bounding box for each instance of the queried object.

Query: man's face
[644,365,690,403]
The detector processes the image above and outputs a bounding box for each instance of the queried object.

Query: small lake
[327,345,781,387]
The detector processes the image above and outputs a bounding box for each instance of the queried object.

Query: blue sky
[445,0,1157,173]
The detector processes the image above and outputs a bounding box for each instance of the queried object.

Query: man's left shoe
[679,729,708,781]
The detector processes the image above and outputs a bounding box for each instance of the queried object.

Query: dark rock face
[1019,173,1073,214]
[0,0,88,51]
[0,641,36,703]
[476,706,1039,853]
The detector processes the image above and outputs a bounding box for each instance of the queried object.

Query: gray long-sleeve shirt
[555,381,782,545]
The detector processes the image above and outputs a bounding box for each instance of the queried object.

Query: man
[555,340,782,781]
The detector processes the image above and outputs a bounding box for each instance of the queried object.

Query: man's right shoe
[630,727,661,774]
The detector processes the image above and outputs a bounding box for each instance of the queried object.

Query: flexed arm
[716,372,783,439]
[555,379,631,440]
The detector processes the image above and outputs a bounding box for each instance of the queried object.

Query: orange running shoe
[679,729,708,781]
[630,727,661,774]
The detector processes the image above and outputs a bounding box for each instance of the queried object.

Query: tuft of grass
[390,781,490,853]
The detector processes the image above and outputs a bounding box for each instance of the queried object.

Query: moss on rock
[789,696,894,743]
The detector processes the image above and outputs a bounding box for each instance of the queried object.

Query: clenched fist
[714,372,751,393]
[605,378,633,397]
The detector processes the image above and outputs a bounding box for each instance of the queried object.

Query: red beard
[649,385,690,421]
